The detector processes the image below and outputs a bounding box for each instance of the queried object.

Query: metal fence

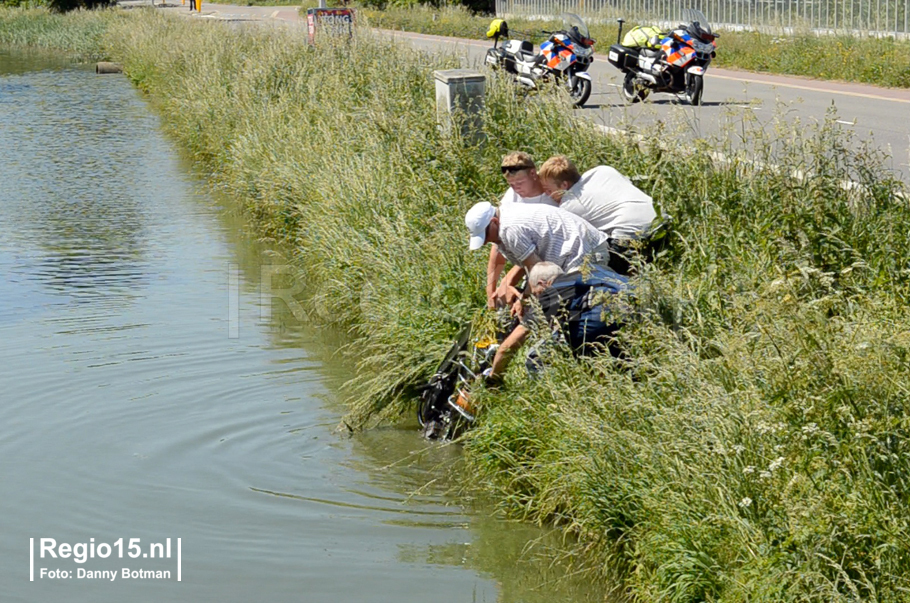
[494,0,910,37]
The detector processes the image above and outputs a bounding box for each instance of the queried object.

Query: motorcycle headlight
[574,46,593,58]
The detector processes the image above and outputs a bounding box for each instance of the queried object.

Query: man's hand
[510,297,524,319]
[548,189,566,203]
[490,284,512,309]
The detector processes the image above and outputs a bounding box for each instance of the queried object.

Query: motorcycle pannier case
[607,44,636,70]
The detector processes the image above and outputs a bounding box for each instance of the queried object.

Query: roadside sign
[306,8,355,44]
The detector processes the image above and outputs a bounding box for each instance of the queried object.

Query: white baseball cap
[465,202,496,251]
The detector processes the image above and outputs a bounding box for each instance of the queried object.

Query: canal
[0,48,603,602]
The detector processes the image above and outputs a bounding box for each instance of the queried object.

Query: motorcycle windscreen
[559,12,590,41]
[681,8,712,34]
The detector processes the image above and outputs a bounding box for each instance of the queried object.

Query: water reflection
[0,48,161,305]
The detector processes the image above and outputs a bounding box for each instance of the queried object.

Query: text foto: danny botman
[30,537,182,581]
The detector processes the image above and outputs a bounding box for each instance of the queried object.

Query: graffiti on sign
[306,8,355,44]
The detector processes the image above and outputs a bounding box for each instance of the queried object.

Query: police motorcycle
[606,8,718,106]
[485,13,595,107]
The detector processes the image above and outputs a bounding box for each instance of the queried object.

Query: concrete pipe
[95,62,123,74]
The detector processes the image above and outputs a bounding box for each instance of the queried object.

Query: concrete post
[433,69,485,143]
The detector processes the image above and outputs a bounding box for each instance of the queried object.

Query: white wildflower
[743,466,755,475]
[738,497,752,508]
[769,457,785,472]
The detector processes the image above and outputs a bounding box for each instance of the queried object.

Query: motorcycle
[485,13,595,107]
[417,266,635,441]
[417,323,499,441]
[606,8,718,106]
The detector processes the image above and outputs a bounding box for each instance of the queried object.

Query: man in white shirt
[487,152,558,309]
[465,200,609,383]
[538,155,659,274]
[538,155,656,239]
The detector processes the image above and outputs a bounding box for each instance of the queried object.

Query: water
[0,48,606,602]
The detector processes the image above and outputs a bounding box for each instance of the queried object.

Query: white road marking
[707,72,910,104]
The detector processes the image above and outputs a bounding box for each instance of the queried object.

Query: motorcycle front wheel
[568,75,591,107]
[621,72,649,104]
[685,74,704,106]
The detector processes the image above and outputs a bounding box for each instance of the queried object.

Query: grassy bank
[359,5,910,88]
[4,7,910,601]
[0,6,115,58]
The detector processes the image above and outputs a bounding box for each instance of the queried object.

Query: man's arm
[486,246,507,308]
[500,253,543,318]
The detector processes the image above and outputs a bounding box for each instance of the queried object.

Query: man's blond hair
[538,155,582,186]
[501,151,536,170]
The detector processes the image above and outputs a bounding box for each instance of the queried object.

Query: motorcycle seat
[639,48,662,58]
[518,50,538,63]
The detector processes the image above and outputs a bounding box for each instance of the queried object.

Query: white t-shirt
[559,166,656,239]
[500,188,558,207]
[497,203,609,272]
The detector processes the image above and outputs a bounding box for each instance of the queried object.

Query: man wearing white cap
[464,200,609,384]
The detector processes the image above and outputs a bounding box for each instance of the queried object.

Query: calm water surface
[0,48,605,602]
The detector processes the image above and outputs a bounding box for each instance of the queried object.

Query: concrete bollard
[433,69,485,143]
[95,62,123,74]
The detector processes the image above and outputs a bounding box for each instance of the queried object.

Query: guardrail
[495,0,910,37]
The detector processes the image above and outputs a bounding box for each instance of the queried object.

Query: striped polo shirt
[497,203,609,272]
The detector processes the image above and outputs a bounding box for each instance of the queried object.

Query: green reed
[0,7,116,58]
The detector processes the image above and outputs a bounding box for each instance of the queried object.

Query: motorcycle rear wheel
[621,72,649,104]
[568,76,591,107]
[685,74,704,106]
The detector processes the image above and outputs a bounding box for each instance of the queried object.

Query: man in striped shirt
[465,200,609,384]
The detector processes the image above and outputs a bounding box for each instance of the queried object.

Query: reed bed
[0,7,116,58]
[360,5,910,88]
[4,6,910,600]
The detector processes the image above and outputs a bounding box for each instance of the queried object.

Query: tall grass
[361,5,910,88]
[0,6,116,58]
[5,7,910,600]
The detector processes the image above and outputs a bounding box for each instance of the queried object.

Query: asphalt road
[161,2,910,184]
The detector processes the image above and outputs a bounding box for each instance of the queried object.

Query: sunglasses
[501,165,531,175]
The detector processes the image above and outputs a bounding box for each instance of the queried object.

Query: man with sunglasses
[487,152,557,310]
